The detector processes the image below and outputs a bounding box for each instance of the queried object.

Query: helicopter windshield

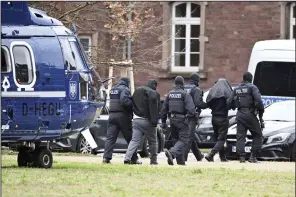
[77,37,93,68]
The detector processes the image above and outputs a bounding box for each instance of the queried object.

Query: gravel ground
[53,152,295,173]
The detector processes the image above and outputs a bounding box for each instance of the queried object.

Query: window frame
[68,37,88,71]
[79,82,89,101]
[59,37,88,71]
[290,3,295,39]
[79,35,92,58]
[171,2,201,72]
[10,41,36,91]
[1,46,12,73]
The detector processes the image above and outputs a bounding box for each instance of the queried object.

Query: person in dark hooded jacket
[161,76,196,165]
[124,79,160,165]
[102,77,141,164]
[204,78,233,162]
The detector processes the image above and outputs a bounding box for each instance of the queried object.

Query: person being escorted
[229,72,265,163]
[161,76,196,165]
[124,80,160,165]
[183,72,208,162]
[102,77,141,164]
[204,78,233,162]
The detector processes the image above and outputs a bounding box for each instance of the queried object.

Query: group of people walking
[102,71,265,165]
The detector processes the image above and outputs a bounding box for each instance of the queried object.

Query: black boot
[248,152,259,163]
[131,159,142,165]
[239,156,246,163]
[165,150,174,165]
[150,155,158,165]
[197,153,204,161]
[205,153,214,162]
[124,160,132,165]
[219,150,228,162]
[102,158,111,164]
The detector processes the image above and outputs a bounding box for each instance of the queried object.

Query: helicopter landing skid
[17,141,53,168]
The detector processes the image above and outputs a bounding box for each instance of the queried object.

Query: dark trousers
[210,115,229,157]
[103,112,138,161]
[124,118,158,163]
[168,118,189,162]
[236,111,262,157]
[183,119,203,161]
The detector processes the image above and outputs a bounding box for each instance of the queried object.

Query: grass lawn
[2,153,295,197]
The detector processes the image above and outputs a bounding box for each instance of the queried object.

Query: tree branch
[58,2,93,20]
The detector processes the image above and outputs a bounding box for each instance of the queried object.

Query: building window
[12,45,34,84]
[171,2,201,72]
[79,36,92,58]
[1,46,11,73]
[290,3,295,39]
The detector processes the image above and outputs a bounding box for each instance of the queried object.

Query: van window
[12,45,34,84]
[253,61,296,97]
[1,46,11,73]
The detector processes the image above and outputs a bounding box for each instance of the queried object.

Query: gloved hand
[259,119,265,129]
[161,123,167,129]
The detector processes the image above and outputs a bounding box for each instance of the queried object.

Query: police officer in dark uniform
[161,76,196,165]
[102,77,141,164]
[183,72,208,162]
[229,72,264,163]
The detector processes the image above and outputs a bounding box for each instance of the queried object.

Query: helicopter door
[1,45,14,127]
[59,37,90,126]
[7,41,39,131]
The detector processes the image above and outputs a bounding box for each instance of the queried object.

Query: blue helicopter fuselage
[1,2,104,143]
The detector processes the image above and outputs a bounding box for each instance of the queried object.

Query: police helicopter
[1,1,108,168]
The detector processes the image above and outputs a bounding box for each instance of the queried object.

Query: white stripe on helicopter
[1,91,66,97]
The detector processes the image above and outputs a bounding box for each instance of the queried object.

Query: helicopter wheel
[33,147,53,169]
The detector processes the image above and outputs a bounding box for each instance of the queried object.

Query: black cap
[243,72,253,83]
[189,72,200,83]
[147,79,157,90]
[120,77,130,86]
[175,76,184,86]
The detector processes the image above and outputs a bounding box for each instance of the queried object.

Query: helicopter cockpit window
[59,38,77,71]
[69,41,87,71]
[12,46,34,84]
[1,46,11,73]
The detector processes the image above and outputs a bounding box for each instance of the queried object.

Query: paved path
[53,153,295,173]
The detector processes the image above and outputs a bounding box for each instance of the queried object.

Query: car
[224,100,296,161]
[49,100,166,157]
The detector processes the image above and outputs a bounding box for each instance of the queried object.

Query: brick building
[46,1,296,98]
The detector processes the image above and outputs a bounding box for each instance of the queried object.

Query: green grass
[2,154,295,197]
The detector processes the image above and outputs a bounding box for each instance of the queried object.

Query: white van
[247,39,296,107]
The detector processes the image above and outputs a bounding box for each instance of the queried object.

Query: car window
[263,101,295,122]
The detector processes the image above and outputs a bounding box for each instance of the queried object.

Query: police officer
[124,79,160,165]
[102,77,141,164]
[183,72,208,162]
[229,72,264,163]
[161,76,196,165]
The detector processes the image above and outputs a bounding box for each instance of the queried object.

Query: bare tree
[29,2,174,78]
